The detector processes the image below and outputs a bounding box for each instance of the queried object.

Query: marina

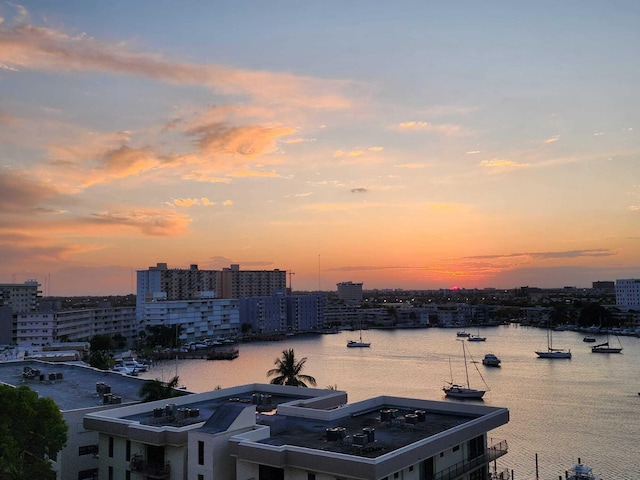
[140,324,640,480]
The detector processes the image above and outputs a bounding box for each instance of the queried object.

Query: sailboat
[535,322,571,359]
[443,340,487,399]
[591,329,622,353]
[347,323,370,348]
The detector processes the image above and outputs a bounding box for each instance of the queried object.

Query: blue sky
[1,1,639,294]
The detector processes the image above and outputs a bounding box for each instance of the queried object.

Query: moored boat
[565,461,601,480]
[481,353,501,367]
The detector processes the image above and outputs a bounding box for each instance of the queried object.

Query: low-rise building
[0,360,154,480]
[84,383,509,480]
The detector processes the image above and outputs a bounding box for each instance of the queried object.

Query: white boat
[566,461,601,480]
[443,341,487,399]
[347,328,370,348]
[468,335,486,342]
[481,353,501,367]
[535,322,571,359]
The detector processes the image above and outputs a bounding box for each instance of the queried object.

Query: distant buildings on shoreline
[2,271,639,347]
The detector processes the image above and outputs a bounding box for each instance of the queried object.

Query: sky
[1,1,640,296]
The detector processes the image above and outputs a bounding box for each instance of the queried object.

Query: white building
[0,360,154,480]
[15,306,137,346]
[143,297,240,342]
[615,278,640,310]
[84,383,510,480]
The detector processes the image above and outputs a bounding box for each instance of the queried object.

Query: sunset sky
[1,2,639,295]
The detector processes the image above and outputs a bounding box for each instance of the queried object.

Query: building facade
[84,383,510,480]
[142,297,240,342]
[15,306,137,346]
[137,263,287,321]
[337,281,364,304]
[615,278,640,310]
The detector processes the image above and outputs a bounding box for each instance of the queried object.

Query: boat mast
[463,341,471,388]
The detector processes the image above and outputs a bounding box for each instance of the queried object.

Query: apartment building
[84,383,509,480]
[615,278,640,310]
[238,292,325,334]
[137,263,287,321]
[142,297,240,342]
[15,306,137,346]
[0,280,41,314]
[0,360,151,480]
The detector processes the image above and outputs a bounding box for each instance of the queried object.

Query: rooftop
[0,360,150,410]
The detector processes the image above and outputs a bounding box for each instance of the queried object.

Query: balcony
[433,439,508,480]
[130,454,171,479]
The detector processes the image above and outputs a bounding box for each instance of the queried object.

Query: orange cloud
[226,170,282,178]
[544,135,560,144]
[186,123,295,158]
[89,208,191,236]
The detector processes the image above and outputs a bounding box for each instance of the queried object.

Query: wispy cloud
[89,208,191,236]
[368,146,384,152]
[351,187,368,193]
[0,22,355,110]
[394,121,462,135]
[226,170,282,178]
[478,159,529,169]
[168,197,223,207]
[544,135,560,144]
[463,249,615,260]
[394,163,426,169]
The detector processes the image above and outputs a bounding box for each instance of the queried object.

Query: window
[108,466,113,480]
[453,445,460,452]
[108,437,113,458]
[78,444,99,456]
[125,440,130,461]
[308,474,316,480]
[198,440,204,465]
[77,469,98,480]
[394,473,399,479]
[198,475,204,480]
[125,471,130,480]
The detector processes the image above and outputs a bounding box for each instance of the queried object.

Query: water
[140,325,640,479]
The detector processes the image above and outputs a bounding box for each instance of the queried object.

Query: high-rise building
[615,278,640,310]
[137,263,287,320]
[0,280,41,314]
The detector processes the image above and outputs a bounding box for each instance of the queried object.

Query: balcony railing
[433,439,509,480]
[130,454,171,479]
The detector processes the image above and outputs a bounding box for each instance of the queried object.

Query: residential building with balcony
[84,383,509,480]
[142,297,240,343]
[15,306,137,347]
[337,281,364,304]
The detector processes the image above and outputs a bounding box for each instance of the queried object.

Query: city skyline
[1,2,639,295]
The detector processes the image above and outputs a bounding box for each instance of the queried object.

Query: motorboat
[456,331,470,337]
[565,461,601,480]
[582,336,596,343]
[482,353,501,367]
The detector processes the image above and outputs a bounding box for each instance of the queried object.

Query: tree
[0,384,68,480]
[89,334,113,352]
[267,349,317,387]
[139,376,183,402]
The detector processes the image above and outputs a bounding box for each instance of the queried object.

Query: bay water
[141,325,639,479]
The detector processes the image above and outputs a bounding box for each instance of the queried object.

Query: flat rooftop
[0,360,151,410]
[256,404,475,458]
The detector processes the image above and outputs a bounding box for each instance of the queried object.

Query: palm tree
[139,375,181,402]
[267,349,317,387]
